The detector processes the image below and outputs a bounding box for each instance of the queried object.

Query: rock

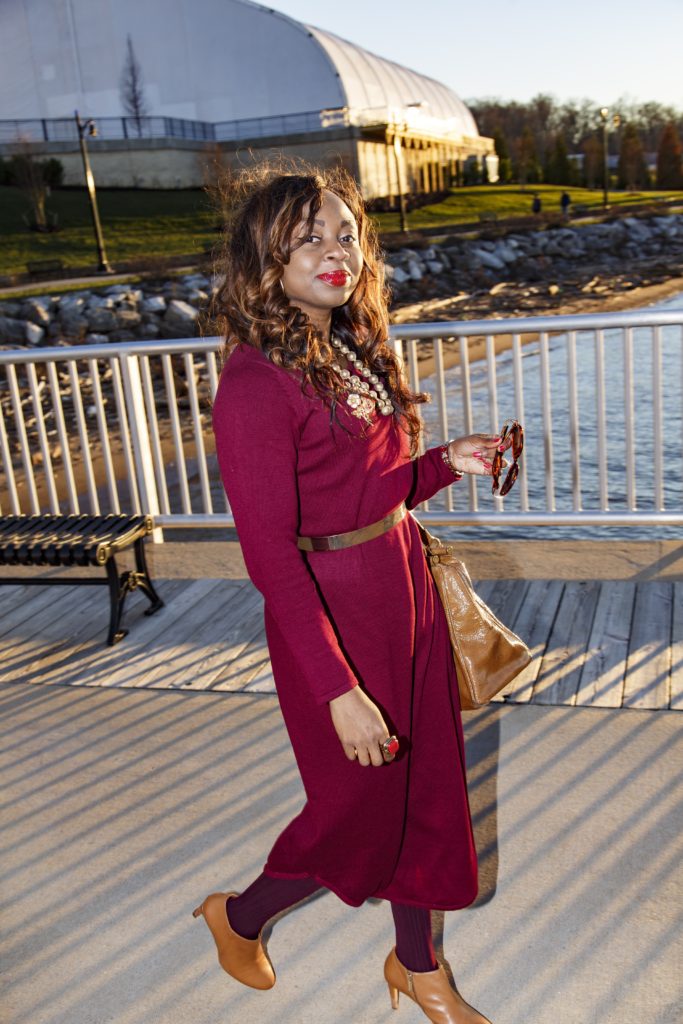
[187,288,209,304]
[181,273,210,289]
[653,215,679,238]
[0,301,24,318]
[164,300,199,334]
[58,295,86,315]
[164,283,190,300]
[104,285,130,296]
[85,294,115,311]
[21,299,51,327]
[547,284,561,297]
[426,260,444,274]
[86,308,117,332]
[407,260,424,281]
[59,313,89,339]
[390,266,410,285]
[622,218,651,242]
[139,322,161,339]
[472,248,505,271]
[0,316,37,344]
[141,295,167,314]
[116,309,142,328]
[494,243,518,264]
[85,333,110,344]
[25,321,45,346]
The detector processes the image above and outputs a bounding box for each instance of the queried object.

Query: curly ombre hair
[211,161,428,454]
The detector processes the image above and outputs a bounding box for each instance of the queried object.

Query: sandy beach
[392,275,683,379]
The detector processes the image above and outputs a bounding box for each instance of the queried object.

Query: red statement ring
[382,735,399,762]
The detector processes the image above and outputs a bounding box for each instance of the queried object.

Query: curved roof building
[0,0,495,194]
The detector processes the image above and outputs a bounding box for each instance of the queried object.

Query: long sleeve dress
[213,341,477,911]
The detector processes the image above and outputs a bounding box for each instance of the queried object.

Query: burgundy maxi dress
[213,342,477,911]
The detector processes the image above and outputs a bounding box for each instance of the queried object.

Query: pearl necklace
[330,335,393,424]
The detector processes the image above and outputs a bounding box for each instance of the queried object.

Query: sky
[264,0,682,108]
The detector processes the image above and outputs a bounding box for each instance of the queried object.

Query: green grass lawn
[0,187,218,277]
[1,183,683,278]
[374,184,683,234]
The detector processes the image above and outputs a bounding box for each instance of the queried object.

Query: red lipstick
[316,271,350,287]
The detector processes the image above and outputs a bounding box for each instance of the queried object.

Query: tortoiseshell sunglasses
[492,420,524,496]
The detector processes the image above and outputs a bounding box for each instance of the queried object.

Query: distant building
[0,0,497,196]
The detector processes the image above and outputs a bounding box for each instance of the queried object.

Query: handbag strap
[408,511,450,558]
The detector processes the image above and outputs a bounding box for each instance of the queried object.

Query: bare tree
[120,34,149,136]
[11,141,51,230]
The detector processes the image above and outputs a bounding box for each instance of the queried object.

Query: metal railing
[0,116,216,144]
[0,309,681,536]
[0,107,477,147]
[0,108,350,146]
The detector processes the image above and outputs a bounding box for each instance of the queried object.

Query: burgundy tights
[226,873,437,973]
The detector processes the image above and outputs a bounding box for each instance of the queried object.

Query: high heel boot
[192,891,276,990]
[384,948,492,1024]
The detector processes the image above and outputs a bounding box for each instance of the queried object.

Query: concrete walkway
[1,682,681,1024]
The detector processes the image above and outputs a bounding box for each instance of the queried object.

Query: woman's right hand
[328,687,391,766]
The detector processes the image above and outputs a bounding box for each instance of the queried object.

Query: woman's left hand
[448,433,508,477]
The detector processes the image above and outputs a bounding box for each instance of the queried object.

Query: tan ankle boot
[384,948,492,1024]
[192,891,275,990]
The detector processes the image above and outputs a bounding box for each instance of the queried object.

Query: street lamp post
[392,132,408,234]
[74,110,113,273]
[599,107,621,210]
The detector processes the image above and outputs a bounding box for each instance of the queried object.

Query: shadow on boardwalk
[1,683,681,1024]
[0,570,680,709]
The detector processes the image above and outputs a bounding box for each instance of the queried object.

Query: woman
[194,165,507,1023]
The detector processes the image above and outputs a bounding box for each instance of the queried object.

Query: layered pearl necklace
[330,334,393,424]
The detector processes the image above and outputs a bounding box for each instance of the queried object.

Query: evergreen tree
[544,134,571,184]
[494,131,512,183]
[515,127,542,186]
[580,135,602,188]
[617,123,650,189]
[656,123,683,188]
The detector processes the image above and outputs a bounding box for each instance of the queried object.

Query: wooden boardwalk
[0,576,681,710]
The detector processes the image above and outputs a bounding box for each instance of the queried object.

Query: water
[419,292,683,541]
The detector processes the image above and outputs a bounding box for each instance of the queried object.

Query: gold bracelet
[440,443,464,480]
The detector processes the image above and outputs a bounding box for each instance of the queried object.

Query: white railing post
[119,354,163,541]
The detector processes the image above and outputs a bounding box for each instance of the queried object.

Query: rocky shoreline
[1,212,682,350]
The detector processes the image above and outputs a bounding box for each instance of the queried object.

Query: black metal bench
[0,514,164,645]
[26,258,65,279]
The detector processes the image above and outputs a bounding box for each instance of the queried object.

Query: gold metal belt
[297,502,407,552]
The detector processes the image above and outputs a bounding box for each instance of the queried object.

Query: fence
[0,309,681,537]
[0,109,351,146]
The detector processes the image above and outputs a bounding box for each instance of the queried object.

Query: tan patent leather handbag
[413,516,531,710]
